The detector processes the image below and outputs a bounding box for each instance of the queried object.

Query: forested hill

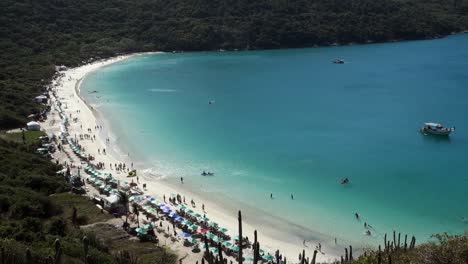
[1,0,468,128]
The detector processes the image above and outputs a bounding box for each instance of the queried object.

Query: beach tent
[27,121,41,131]
[34,95,48,103]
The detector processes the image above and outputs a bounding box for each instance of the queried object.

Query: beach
[45,53,342,263]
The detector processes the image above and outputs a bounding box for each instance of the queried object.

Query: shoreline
[46,52,344,262]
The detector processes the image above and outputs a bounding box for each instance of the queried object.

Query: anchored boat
[421,122,455,136]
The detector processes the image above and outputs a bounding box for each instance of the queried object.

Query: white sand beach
[44,53,342,263]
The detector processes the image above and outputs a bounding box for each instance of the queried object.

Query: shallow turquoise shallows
[82,35,468,248]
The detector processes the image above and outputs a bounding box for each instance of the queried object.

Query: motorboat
[421,122,455,136]
[333,59,345,64]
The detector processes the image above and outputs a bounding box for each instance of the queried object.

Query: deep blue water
[82,35,468,247]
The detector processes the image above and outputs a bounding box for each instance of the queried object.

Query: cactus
[377,245,382,264]
[404,234,408,251]
[83,236,89,264]
[217,242,223,263]
[204,235,211,264]
[253,230,258,264]
[72,207,77,225]
[238,210,243,264]
[54,239,62,264]
[25,248,32,264]
[384,233,387,251]
[397,233,401,250]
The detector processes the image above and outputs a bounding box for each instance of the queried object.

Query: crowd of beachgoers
[43,59,290,264]
[37,54,341,264]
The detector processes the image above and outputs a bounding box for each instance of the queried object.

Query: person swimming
[355,213,360,219]
[341,177,349,184]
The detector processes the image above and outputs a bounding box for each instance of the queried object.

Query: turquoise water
[82,35,468,248]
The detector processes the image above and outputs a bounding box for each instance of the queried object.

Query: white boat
[421,122,455,136]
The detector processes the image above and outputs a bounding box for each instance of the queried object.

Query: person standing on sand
[270,193,273,199]
[291,194,294,200]
[180,177,184,184]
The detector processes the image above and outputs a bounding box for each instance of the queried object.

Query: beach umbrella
[187,237,198,244]
[188,225,199,231]
[230,246,239,252]
[197,228,209,234]
[208,221,219,228]
[206,233,216,239]
[222,241,232,247]
[179,232,192,238]
[262,254,274,261]
[177,204,187,210]
[56,169,67,175]
[135,228,148,234]
[200,216,210,222]
[162,208,171,214]
[175,217,185,222]
[194,213,202,218]
[185,209,194,214]
[209,247,219,254]
[245,257,254,263]
[233,235,246,240]
[218,227,228,233]
[170,213,180,219]
[182,220,193,226]
[212,236,224,243]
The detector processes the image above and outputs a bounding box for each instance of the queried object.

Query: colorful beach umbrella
[197,228,209,234]
[218,227,228,233]
[179,232,192,238]
[262,254,274,261]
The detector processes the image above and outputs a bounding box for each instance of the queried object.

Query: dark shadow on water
[421,133,452,143]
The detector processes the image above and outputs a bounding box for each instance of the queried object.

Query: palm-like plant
[119,191,130,226]
[132,203,140,227]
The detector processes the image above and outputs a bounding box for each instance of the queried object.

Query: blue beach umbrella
[179,232,192,238]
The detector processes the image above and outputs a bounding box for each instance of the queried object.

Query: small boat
[421,122,455,136]
[333,59,345,64]
[201,171,214,176]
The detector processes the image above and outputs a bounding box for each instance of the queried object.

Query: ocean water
[82,35,468,248]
